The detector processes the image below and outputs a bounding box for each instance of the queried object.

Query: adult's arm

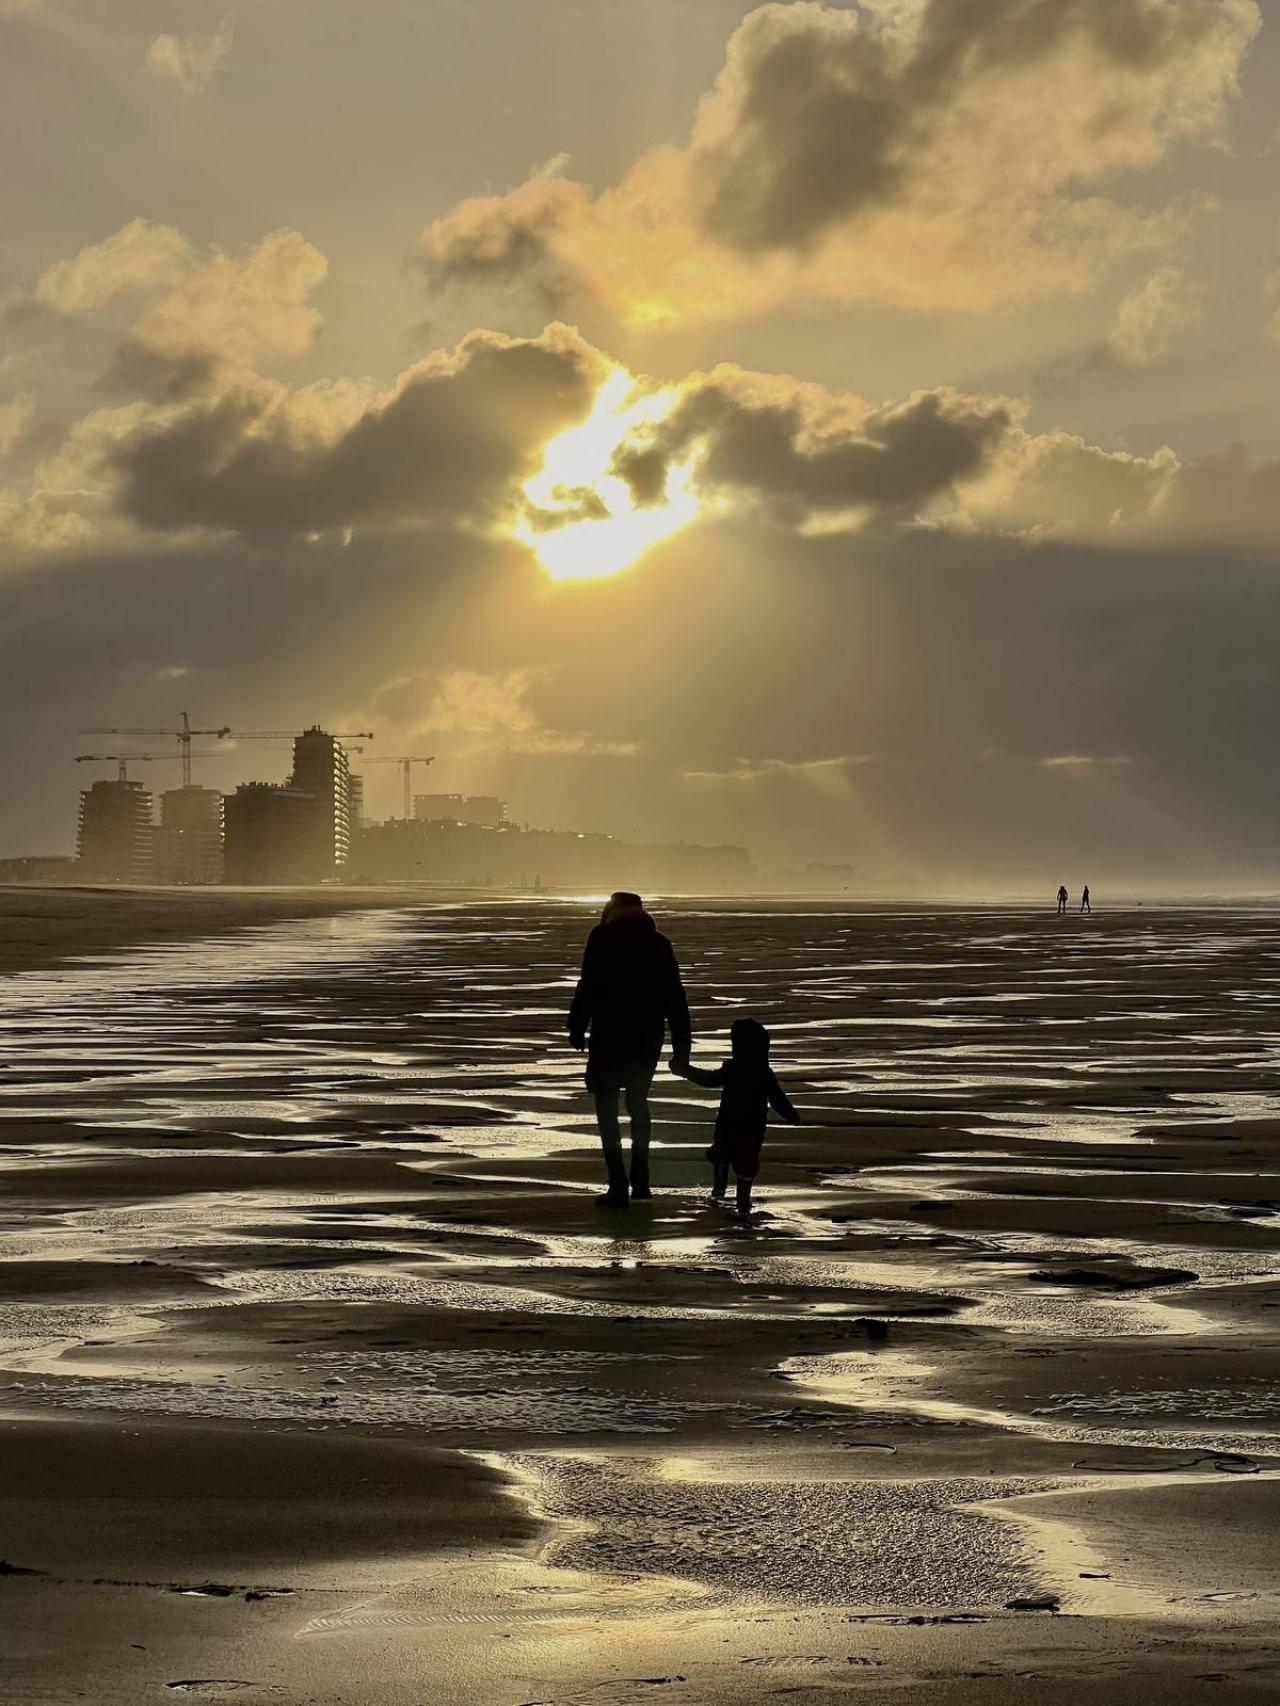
[663,941,692,1064]
[568,930,599,1048]
[680,1061,726,1089]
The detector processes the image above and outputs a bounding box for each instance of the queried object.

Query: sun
[514,368,700,582]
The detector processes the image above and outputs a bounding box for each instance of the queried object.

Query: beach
[1,891,1279,1703]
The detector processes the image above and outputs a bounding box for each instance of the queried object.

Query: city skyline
[3,2,1280,890]
[67,724,757,891]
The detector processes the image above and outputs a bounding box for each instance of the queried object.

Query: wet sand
[2,897,1280,1701]
[0,882,479,975]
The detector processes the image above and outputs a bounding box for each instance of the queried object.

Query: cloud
[17,312,1280,566]
[145,21,233,95]
[420,667,541,736]
[0,402,151,554]
[85,338,1020,551]
[0,393,34,457]
[613,369,1017,530]
[25,220,328,398]
[365,666,640,759]
[1040,753,1133,769]
[605,352,1280,554]
[119,228,327,382]
[106,323,603,539]
[958,426,1280,549]
[0,488,101,553]
[1264,270,1280,343]
[978,746,1134,770]
[511,731,640,758]
[33,219,195,317]
[684,754,878,782]
[421,0,1258,325]
[418,172,584,310]
[1107,266,1198,366]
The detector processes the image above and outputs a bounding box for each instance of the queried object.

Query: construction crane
[357,755,436,820]
[80,713,232,789]
[75,753,182,783]
[226,730,374,742]
[222,744,368,757]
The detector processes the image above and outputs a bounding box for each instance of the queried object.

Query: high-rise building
[413,793,506,827]
[77,779,156,883]
[155,786,224,885]
[223,783,314,885]
[348,773,365,833]
[289,726,352,880]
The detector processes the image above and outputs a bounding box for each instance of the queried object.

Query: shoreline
[0,883,484,977]
[7,882,1280,982]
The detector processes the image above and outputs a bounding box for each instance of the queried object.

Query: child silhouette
[671,1018,799,1216]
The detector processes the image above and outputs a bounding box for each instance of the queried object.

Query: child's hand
[569,1028,587,1052]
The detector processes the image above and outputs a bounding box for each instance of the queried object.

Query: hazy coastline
[9,880,1280,980]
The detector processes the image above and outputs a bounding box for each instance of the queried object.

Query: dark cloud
[692,2,908,253]
[109,324,603,538]
[697,0,1254,253]
[95,337,223,403]
[615,374,1015,526]
[415,176,582,310]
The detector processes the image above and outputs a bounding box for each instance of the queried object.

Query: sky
[3,0,1280,890]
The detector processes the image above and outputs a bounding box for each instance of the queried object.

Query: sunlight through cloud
[515,368,700,582]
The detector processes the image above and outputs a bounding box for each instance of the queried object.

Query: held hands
[668,1056,691,1078]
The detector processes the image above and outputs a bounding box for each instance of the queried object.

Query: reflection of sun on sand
[514,368,701,582]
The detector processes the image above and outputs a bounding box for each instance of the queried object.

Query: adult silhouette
[1056,884,1068,915]
[1081,884,1092,914]
[569,891,691,1208]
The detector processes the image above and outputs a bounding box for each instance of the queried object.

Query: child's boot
[711,1162,729,1200]
[735,1178,753,1217]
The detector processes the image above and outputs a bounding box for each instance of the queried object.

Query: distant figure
[569,892,691,1208]
[1057,884,1069,915]
[671,1018,799,1217]
[1081,885,1091,914]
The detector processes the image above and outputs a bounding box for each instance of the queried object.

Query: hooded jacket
[569,904,691,1085]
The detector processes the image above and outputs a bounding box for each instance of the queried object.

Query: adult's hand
[569,1028,587,1052]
